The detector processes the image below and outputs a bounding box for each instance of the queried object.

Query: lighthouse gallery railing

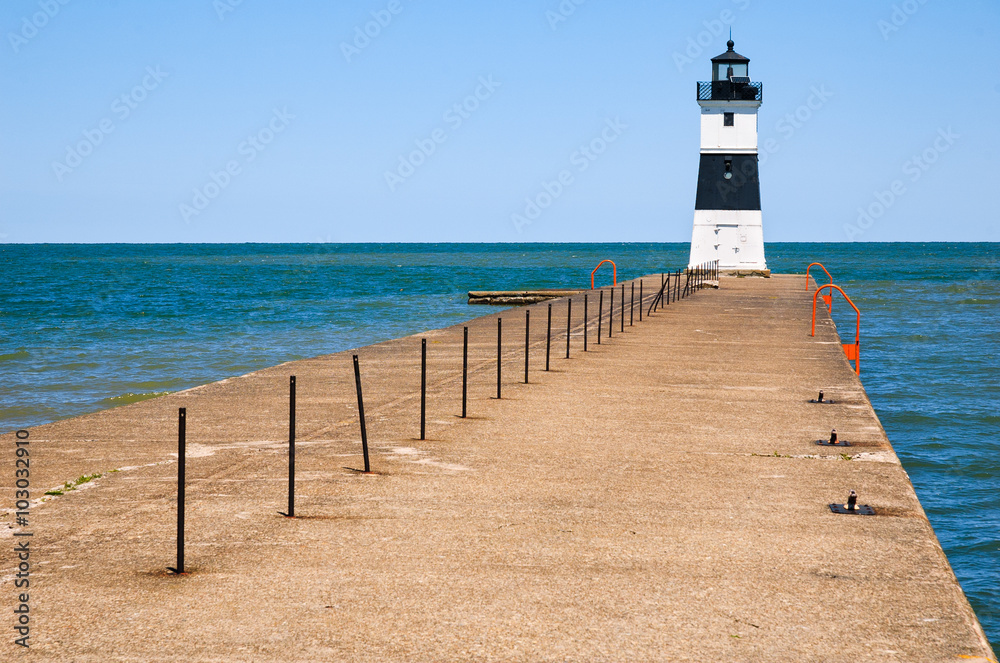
[697,81,763,102]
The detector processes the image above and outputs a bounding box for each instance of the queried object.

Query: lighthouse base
[688,209,767,271]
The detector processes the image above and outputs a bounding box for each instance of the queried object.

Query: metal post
[496,318,502,399]
[546,303,552,371]
[353,355,370,473]
[565,299,572,359]
[639,280,643,321]
[280,376,296,518]
[647,274,669,317]
[583,294,589,351]
[620,284,625,332]
[524,310,530,383]
[169,407,186,574]
[630,282,634,326]
[420,338,426,441]
[462,327,468,419]
[609,287,614,338]
[666,272,671,306]
[597,291,603,344]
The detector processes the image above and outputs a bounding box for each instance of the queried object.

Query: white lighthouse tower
[688,39,768,274]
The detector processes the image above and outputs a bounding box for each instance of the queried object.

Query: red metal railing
[806,262,834,311]
[590,260,617,289]
[811,284,861,375]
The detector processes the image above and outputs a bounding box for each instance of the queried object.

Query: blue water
[1,242,997,648]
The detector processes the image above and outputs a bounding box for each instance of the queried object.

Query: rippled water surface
[1,242,997,648]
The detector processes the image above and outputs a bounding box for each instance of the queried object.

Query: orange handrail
[807,262,835,312]
[590,260,617,289]
[806,262,833,290]
[811,284,861,375]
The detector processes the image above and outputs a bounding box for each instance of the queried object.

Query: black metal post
[281,376,295,518]
[565,299,572,359]
[630,282,634,326]
[609,287,614,338]
[665,272,671,306]
[647,275,669,317]
[524,310,530,383]
[462,327,468,418]
[584,294,589,351]
[168,407,186,574]
[496,318,502,399]
[620,284,625,332]
[546,303,552,371]
[639,280,643,321]
[420,338,426,441]
[353,355,370,473]
[597,291,603,344]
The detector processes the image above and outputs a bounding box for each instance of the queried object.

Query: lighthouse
[688,39,768,274]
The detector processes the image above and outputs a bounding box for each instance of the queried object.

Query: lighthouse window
[724,112,734,126]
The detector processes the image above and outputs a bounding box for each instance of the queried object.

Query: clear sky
[1,0,997,243]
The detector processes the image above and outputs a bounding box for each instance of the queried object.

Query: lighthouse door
[716,224,740,265]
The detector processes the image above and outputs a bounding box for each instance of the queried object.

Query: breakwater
[1,270,994,660]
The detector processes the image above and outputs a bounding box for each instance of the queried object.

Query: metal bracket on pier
[829,490,875,515]
[815,429,852,447]
[808,390,835,404]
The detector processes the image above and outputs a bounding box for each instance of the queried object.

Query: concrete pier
[2,275,994,661]
[468,289,584,305]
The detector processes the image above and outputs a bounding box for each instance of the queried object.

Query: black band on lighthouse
[694,154,761,211]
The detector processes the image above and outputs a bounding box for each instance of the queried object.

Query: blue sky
[1,0,997,243]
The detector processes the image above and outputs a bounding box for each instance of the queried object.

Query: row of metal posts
[167,263,718,574]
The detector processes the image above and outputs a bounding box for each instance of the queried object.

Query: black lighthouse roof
[711,39,749,64]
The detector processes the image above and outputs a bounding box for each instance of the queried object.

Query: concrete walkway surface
[1,274,995,662]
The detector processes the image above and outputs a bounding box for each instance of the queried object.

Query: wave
[102,391,171,406]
